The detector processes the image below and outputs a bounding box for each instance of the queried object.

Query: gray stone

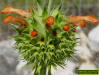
[88,25,99,52]
[88,25,99,68]
[0,40,18,75]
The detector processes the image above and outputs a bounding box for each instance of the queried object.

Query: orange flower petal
[4,15,28,27]
[1,6,29,18]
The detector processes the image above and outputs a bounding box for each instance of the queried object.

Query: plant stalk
[48,66,51,75]
[40,65,47,75]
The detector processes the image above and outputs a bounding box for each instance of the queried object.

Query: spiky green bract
[12,1,77,75]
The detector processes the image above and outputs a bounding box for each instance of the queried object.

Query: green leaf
[48,0,52,15]
[37,2,43,16]
[33,15,46,37]
[51,3,62,17]
[11,24,19,31]
[58,64,65,69]
[51,8,59,18]
[52,64,57,70]
[24,34,31,40]
[14,36,25,42]
[33,52,39,56]
[30,6,37,16]
[42,6,48,19]
[31,60,37,70]
[36,65,42,72]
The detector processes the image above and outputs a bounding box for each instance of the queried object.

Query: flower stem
[40,66,47,75]
[48,66,51,75]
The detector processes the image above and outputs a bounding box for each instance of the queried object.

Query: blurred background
[0,0,99,75]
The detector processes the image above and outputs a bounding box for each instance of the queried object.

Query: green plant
[14,1,77,75]
[1,0,99,75]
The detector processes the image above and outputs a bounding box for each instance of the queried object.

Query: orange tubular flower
[1,6,29,18]
[68,15,99,27]
[84,15,99,24]
[73,20,86,27]
[4,15,28,27]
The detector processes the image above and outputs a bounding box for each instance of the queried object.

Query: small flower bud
[31,31,38,37]
[63,25,70,31]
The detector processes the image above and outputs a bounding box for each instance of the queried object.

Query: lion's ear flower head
[1,1,99,75]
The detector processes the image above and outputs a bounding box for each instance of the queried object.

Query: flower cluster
[0,1,99,75]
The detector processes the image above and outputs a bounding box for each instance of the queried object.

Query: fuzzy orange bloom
[68,15,99,27]
[31,31,38,37]
[63,25,70,31]
[45,16,54,27]
[4,15,28,27]
[1,6,29,18]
